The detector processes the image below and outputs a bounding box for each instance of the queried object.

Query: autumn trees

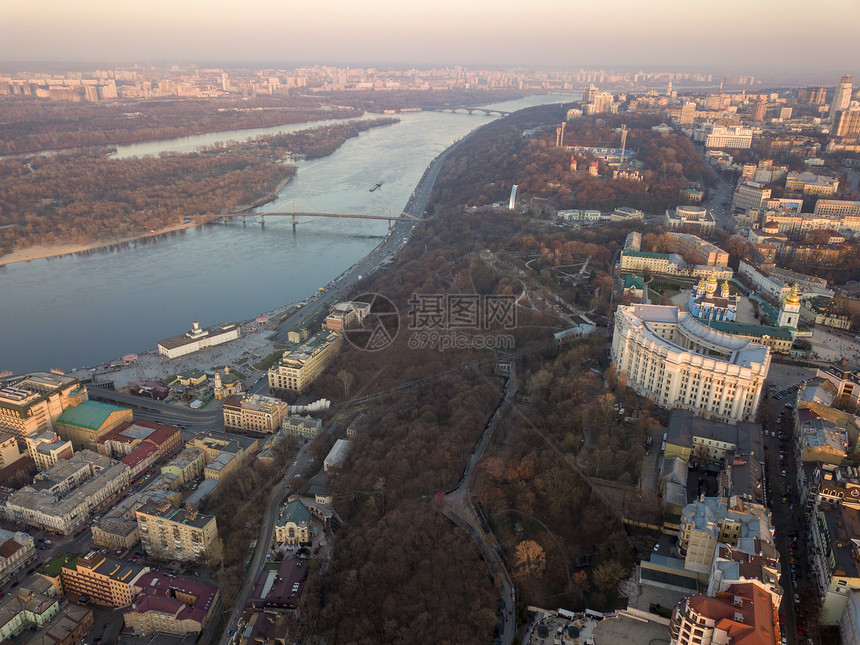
[0,118,397,256]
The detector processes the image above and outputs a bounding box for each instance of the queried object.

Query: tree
[514,539,547,577]
[336,369,354,400]
[592,559,627,594]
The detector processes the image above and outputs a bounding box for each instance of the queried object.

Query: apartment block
[785,171,839,197]
[0,579,62,642]
[282,415,323,440]
[669,583,778,645]
[136,500,218,563]
[679,496,774,575]
[54,551,148,607]
[268,331,342,394]
[0,529,35,585]
[160,446,206,485]
[25,432,72,471]
[0,432,23,469]
[124,571,219,637]
[223,394,290,434]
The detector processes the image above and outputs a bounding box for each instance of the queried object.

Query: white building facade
[611,305,770,423]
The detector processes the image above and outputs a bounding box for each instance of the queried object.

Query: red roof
[129,572,219,626]
[99,420,180,447]
[121,442,158,469]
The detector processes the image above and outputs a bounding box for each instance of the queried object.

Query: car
[653,543,660,552]
[781,470,787,477]
[790,556,795,564]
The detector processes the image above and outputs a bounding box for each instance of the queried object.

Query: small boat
[369,182,382,192]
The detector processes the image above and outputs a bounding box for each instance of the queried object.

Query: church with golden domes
[688,271,738,322]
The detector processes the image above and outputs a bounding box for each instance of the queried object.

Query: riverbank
[0,173,296,268]
[0,220,206,268]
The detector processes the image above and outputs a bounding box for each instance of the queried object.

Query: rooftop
[57,400,129,430]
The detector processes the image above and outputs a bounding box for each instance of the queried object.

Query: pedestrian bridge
[208,201,419,230]
[423,106,511,117]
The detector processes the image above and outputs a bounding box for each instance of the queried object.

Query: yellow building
[268,331,342,394]
[55,401,133,450]
[124,572,219,637]
[0,373,86,443]
[54,551,148,607]
[222,394,290,434]
[678,496,774,576]
[274,499,312,545]
[176,369,207,387]
[160,446,206,486]
[25,432,73,471]
[136,500,219,563]
[0,432,23,469]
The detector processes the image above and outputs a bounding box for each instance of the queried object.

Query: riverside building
[611,304,770,424]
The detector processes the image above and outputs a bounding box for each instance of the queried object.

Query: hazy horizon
[4,0,859,79]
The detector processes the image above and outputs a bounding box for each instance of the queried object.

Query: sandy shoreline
[0,221,204,268]
[0,176,292,268]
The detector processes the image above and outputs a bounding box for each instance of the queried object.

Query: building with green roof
[274,498,311,545]
[706,320,794,354]
[56,401,132,450]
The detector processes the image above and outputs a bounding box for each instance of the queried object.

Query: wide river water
[0,94,578,375]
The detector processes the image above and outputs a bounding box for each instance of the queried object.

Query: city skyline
[3,0,859,78]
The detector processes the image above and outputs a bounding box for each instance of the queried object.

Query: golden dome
[706,273,718,285]
[785,283,800,305]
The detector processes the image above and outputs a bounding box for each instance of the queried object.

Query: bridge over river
[207,201,420,231]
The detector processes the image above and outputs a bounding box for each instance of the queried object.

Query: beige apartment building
[26,432,73,471]
[282,415,323,440]
[136,500,218,563]
[611,305,770,424]
[0,373,86,443]
[0,432,23,469]
[222,394,290,434]
[56,551,148,607]
[0,529,35,585]
[679,496,775,576]
[160,446,206,486]
[268,331,342,394]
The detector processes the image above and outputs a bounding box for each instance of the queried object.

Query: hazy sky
[3,0,859,76]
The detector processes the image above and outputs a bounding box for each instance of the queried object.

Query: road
[702,159,735,231]
[441,364,517,645]
[220,443,312,644]
[86,387,224,440]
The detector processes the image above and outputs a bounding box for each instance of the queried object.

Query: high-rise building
[679,102,696,125]
[752,100,767,122]
[831,75,853,122]
[835,108,860,137]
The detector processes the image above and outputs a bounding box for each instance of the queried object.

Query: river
[0,94,578,375]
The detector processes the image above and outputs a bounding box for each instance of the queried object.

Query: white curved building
[612,304,770,423]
